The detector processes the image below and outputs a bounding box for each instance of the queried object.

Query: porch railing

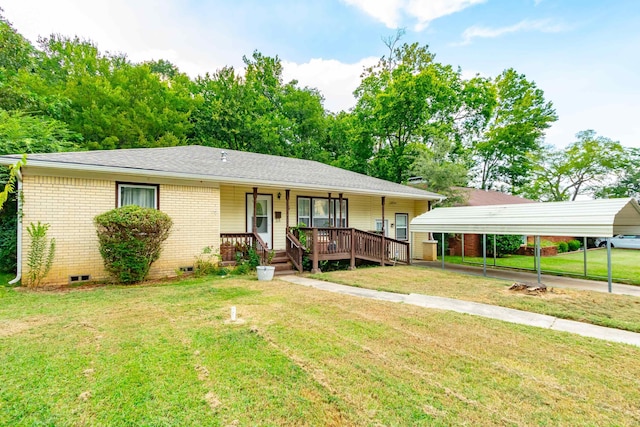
[291,227,410,272]
[220,232,269,264]
[285,231,304,273]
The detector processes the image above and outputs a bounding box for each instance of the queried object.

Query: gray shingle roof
[0,145,442,199]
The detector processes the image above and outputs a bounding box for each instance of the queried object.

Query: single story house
[0,145,443,285]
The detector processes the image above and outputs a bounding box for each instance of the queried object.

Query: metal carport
[410,198,640,292]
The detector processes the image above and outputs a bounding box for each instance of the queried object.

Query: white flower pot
[256,266,275,281]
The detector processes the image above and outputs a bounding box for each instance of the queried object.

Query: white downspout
[9,169,22,285]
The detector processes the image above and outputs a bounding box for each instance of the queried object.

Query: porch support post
[380,196,386,266]
[583,236,588,277]
[349,228,356,270]
[607,238,612,293]
[536,235,541,284]
[311,227,320,273]
[339,193,343,227]
[461,234,465,262]
[252,187,258,236]
[285,189,290,230]
[328,192,332,227]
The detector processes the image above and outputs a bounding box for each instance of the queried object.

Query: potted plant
[256,250,276,281]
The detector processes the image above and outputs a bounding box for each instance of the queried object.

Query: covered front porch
[219,186,419,273]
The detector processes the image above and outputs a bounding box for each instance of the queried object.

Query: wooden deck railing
[291,227,410,273]
[220,232,269,264]
[285,231,304,273]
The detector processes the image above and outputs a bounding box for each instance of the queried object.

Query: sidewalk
[279,275,640,347]
[413,260,640,297]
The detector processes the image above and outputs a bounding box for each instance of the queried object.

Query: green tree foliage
[190,52,327,159]
[487,234,523,257]
[473,69,557,193]
[410,139,469,206]
[0,110,80,154]
[36,35,194,150]
[94,206,172,284]
[594,147,640,199]
[522,130,624,201]
[352,38,495,183]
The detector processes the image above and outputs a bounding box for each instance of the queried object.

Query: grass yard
[2,276,640,426]
[442,248,640,285]
[312,266,640,333]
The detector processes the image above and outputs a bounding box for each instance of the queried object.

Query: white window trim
[395,213,409,241]
[117,183,158,209]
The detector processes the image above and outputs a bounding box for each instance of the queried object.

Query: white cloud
[459,19,567,45]
[342,0,485,30]
[341,0,404,29]
[282,57,379,112]
[406,0,486,31]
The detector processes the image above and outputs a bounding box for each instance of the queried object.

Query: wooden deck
[289,227,410,273]
[221,227,410,274]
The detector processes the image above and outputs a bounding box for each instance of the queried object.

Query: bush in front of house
[487,234,523,257]
[557,241,569,253]
[94,206,172,284]
[568,239,581,252]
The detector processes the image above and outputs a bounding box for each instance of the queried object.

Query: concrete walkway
[279,275,640,347]
[414,260,640,297]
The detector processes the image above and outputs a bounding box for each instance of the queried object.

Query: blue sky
[3,0,640,148]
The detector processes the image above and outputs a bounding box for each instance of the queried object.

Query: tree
[594,147,640,199]
[473,69,557,194]
[353,39,494,183]
[522,130,624,201]
[410,138,469,206]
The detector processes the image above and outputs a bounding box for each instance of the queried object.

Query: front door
[246,194,273,249]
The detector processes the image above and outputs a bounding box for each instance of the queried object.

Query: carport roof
[410,197,640,237]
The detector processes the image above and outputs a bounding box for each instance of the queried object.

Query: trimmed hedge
[487,234,523,257]
[568,239,581,252]
[557,241,569,253]
[94,206,172,284]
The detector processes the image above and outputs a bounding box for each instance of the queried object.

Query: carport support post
[535,235,541,284]
[461,234,465,262]
[482,234,487,277]
[583,236,587,277]
[493,234,497,266]
[441,233,445,270]
[607,239,612,293]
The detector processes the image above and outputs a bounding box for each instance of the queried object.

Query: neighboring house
[448,188,536,257]
[0,145,443,285]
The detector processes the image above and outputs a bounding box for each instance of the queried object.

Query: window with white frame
[375,219,390,237]
[395,213,408,241]
[297,197,348,227]
[117,183,158,209]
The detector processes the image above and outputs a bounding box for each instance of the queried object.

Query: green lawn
[313,266,640,333]
[442,248,640,285]
[2,276,640,425]
[0,271,14,287]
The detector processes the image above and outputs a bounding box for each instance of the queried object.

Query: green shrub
[557,241,569,253]
[25,222,56,287]
[567,239,581,251]
[94,206,172,284]
[194,246,223,277]
[487,234,523,257]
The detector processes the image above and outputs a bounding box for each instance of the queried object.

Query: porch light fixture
[277,192,281,199]
[220,151,227,162]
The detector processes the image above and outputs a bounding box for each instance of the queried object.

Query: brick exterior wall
[448,234,483,257]
[21,174,219,286]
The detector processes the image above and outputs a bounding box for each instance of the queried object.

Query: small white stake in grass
[231,306,237,322]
